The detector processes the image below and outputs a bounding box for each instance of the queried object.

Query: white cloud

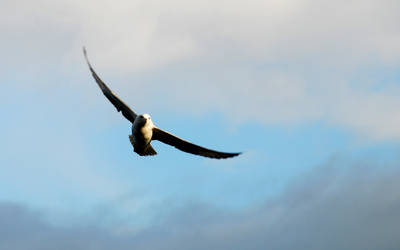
[2,0,400,139]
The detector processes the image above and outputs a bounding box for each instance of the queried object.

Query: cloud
[0,202,129,250]
[2,0,400,139]
[1,158,400,250]
[133,160,400,250]
[3,0,399,69]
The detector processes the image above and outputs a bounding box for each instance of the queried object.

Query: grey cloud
[1,160,400,250]
[0,203,129,250]
[133,162,400,250]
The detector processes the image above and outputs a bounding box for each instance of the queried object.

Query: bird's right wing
[152,127,241,159]
[83,47,137,123]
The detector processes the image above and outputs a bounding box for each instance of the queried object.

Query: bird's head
[142,114,151,120]
[137,113,152,125]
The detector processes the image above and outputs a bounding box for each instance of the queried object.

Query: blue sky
[1,0,400,249]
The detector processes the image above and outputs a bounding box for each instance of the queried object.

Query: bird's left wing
[152,127,241,159]
[83,47,137,123]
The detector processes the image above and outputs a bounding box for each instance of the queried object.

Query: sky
[1,0,400,249]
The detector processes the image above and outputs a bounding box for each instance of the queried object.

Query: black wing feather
[83,47,137,123]
[152,127,241,159]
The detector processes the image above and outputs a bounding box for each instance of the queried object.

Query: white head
[136,113,152,126]
[141,114,151,120]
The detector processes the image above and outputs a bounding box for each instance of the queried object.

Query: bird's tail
[141,145,157,156]
[129,135,157,156]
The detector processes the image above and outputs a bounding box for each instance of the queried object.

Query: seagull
[83,48,241,159]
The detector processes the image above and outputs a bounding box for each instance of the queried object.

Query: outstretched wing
[152,127,241,159]
[83,47,137,123]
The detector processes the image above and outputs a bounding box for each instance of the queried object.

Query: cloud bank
[1,159,400,250]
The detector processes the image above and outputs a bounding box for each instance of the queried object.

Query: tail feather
[129,135,157,156]
[142,145,157,156]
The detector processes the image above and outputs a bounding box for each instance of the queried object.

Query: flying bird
[83,48,241,159]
